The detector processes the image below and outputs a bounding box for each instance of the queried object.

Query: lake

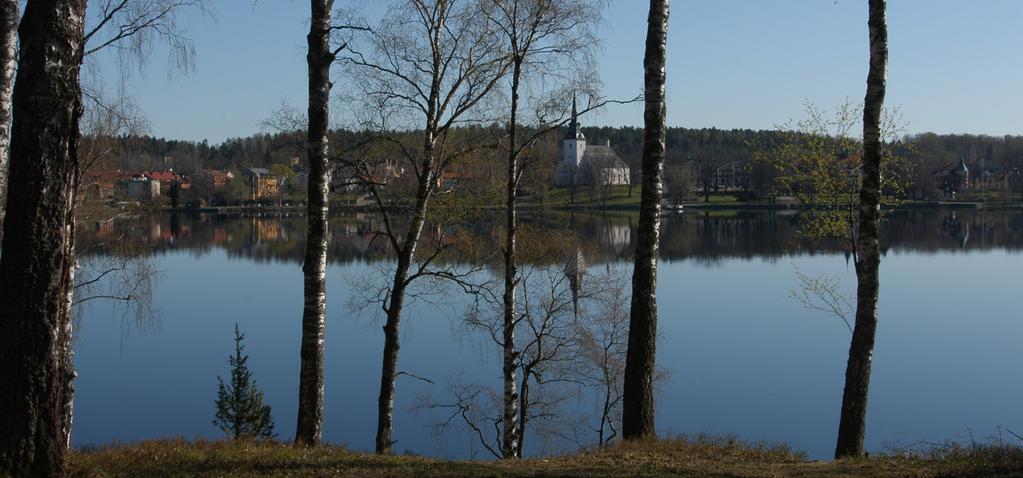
[71,208,1023,460]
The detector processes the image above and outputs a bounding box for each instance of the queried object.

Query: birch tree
[0,0,206,214]
[482,0,601,458]
[0,1,87,475]
[341,0,509,454]
[574,265,630,447]
[0,0,16,218]
[73,99,159,336]
[449,263,592,458]
[834,0,888,459]
[767,100,908,244]
[422,254,625,457]
[0,3,202,472]
[622,0,668,440]
[295,0,334,447]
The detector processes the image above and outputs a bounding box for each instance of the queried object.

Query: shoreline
[158,200,1023,215]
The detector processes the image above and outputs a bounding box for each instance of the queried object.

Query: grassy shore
[149,187,1023,214]
[67,436,1023,477]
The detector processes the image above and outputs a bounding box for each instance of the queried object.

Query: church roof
[582,145,629,169]
[957,158,969,173]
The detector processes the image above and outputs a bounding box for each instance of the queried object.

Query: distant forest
[99,126,1023,202]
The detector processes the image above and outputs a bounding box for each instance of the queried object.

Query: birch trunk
[375,168,432,455]
[515,365,530,458]
[295,0,334,447]
[623,0,669,440]
[61,220,78,452]
[835,0,887,459]
[367,0,505,455]
[0,0,86,475]
[0,0,17,217]
[501,58,522,459]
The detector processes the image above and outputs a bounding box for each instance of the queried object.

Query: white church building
[554,98,631,188]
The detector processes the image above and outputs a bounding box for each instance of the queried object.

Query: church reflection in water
[77,208,1023,268]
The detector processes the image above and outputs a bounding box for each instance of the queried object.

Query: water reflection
[70,207,1023,460]
[78,208,1023,265]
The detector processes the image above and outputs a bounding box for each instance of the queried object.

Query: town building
[691,159,748,193]
[332,161,404,193]
[142,170,188,190]
[80,170,122,201]
[554,97,631,188]
[203,169,233,188]
[242,168,281,200]
[116,176,161,201]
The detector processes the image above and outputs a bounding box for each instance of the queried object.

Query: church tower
[556,95,587,186]
[563,95,587,166]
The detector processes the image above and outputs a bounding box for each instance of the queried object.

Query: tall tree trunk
[0,0,16,218]
[623,0,669,441]
[501,58,522,459]
[835,0,887,459]
[367,0,506,455]
[0,0,86,475]
[295,0,334,447]
[515,366,530,458]
[375,172,432,455]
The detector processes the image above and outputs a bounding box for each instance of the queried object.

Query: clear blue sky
[97,0,1023,143]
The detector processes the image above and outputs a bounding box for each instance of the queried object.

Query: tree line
[88,125,1023,206]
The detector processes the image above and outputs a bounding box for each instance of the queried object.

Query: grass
[525,186,643,209]
[695,193,741,204]
[66,435,1023,477]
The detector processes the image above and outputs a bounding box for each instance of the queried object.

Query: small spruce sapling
[214,324,276,440]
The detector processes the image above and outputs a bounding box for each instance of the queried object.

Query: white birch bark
[0,0,18,216]
[0,0,86,474]
[835,0,887,459]
[623,0,669,440]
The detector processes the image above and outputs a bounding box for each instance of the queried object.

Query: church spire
[565,93,584,140]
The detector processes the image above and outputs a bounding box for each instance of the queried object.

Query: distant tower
[957,157,970,189]
[565,95,586,165]
[556,95,587,186]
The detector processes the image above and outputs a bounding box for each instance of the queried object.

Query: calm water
[71,208,1023,459]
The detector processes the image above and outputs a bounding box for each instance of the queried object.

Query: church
[554,98,631,188]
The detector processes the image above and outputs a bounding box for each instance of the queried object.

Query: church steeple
[556,93,588,186]
[565,93,585,140]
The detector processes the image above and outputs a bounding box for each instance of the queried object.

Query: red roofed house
[204,169,233,188]
[79,170,123,201]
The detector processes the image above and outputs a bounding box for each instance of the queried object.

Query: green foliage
[89,127,1023,209]
[168,181,181,208]
[764,101,912,243]
[224,171,251,203]
[214,324,275,441]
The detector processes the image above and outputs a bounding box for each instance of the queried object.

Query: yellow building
[243,168,281,200]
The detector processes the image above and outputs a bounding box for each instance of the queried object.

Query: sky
[93,0,1023,144]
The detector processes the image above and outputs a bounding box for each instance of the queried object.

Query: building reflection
[76,209,1023,267]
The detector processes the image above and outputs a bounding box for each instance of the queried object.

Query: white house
[554,97,631,187]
